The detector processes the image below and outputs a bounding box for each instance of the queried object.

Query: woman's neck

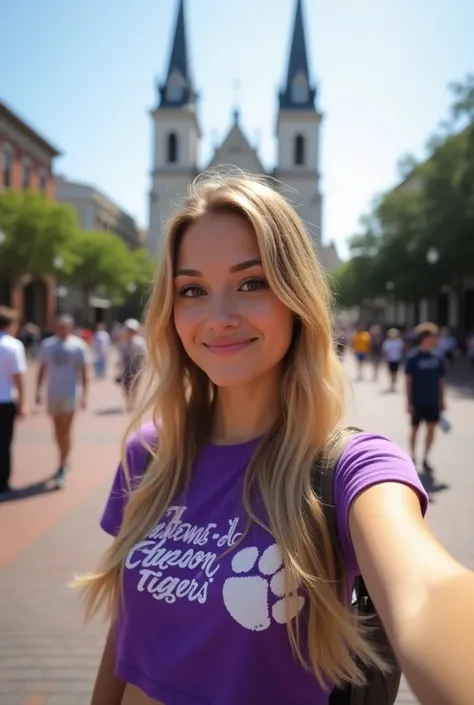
[211,370,281,445]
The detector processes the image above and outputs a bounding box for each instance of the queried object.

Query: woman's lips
[204,339,256,354]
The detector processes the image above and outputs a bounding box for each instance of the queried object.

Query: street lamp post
[426,247,439,266]
[53,256,65,316]
[385,281,395,326]
[426,248,440,321]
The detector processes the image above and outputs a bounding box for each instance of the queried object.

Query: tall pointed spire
[279,0,316,110]
[159,0,196,108]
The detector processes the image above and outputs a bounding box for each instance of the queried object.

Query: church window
[291,72,309,104]
[21,158,31,189]
[167,132,179,164]
[1,144,12,188]
[294,134,305,166]
[38,169,48,194]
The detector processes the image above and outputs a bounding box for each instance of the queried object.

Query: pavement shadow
[0,480,58,503]
[95,407,125,416]
[418,471,450,497]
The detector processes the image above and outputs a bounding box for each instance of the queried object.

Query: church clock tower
[148,0,200,255]
[275,0,323,249]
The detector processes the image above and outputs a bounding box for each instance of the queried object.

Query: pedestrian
[405,322,445,475]
[382,327,404,392]
[369,324,384,382]
[351,325,371,380]
[91,322,111,379]
[77,174,474,705]
[437,326,457,366]
[35,314,89,488]
[0,306,27,498]
[335,328,346,359]
[117,319,146,412]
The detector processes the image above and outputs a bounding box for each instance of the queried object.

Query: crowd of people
[0,308,146,497]
[341,323,473,384]
[338,322,459,477]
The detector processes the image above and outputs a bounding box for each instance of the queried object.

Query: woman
[77,173,474,705]
[369,324,384,382]
[382,327,405,392]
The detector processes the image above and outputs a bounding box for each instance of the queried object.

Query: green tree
[120,248,158,318]
[336,73,474,324]
[130,248,157,300]
[67,230,136,308]
[0,191,78,285]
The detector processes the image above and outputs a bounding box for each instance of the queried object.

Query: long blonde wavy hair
[76,171,383,688]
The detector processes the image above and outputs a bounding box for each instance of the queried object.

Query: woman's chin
[207,371,260,390]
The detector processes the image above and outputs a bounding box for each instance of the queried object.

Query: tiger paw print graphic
[222,544,304,631]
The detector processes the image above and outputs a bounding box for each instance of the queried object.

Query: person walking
[369,324,384,382]
[405,322,445,475]
[35,314,89,488]
[351,326,371,380]
[0,307,27,498]
[77,174,474,705]
[382,327,405,392]
[91,322,111,379]
[117,319,146,412]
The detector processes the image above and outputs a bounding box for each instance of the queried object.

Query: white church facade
[148,0,340,270]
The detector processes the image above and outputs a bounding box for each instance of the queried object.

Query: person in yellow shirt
[352,327,372,380]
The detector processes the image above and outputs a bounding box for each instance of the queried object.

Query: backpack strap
[317,426,366,599]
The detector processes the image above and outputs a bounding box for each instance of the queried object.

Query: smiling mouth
[204,339,257,354]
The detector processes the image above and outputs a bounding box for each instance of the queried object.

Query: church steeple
[279,0,316,110]
[158,0,196,108]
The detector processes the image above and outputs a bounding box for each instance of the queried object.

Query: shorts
[411,406,440,427]
[47,397,77,416]
[355,352,367,363]
[388,361,400,373]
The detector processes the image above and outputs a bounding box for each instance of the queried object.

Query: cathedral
[148,0,340,270]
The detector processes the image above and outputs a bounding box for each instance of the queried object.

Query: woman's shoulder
[335,431,427,513]
[332,431,428,573]
[125,422,159,473]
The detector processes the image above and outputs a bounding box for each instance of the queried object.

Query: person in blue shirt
[405,322,446,475]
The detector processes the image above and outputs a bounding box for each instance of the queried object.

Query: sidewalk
[0,360,473,704]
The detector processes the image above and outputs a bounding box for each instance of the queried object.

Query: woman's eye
[239,277,268,292]
[178,284,206,298]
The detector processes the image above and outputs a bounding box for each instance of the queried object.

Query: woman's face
[173,212,294,389]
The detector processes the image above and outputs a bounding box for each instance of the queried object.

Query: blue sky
[1,0,472,257]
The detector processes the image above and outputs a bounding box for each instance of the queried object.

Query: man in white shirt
[0,306,27,497]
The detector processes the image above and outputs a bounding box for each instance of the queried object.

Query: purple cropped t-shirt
[101,424,428,705]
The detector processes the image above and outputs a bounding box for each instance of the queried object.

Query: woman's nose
[206,293,240,329]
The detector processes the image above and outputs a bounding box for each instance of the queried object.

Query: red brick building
[0,100,61,329]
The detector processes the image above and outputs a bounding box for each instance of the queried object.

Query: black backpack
[317,427,402,705]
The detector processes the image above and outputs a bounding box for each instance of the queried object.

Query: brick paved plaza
[0,357,473,705]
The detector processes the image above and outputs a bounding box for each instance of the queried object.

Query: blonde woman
[77,173,474,705]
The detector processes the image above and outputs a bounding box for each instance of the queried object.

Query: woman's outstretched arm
[350,481,474,705]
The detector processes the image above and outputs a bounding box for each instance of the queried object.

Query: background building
[148,0,340,270]
[0,100,61,328]
[55,177,142,249]
[55,176,144,324]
